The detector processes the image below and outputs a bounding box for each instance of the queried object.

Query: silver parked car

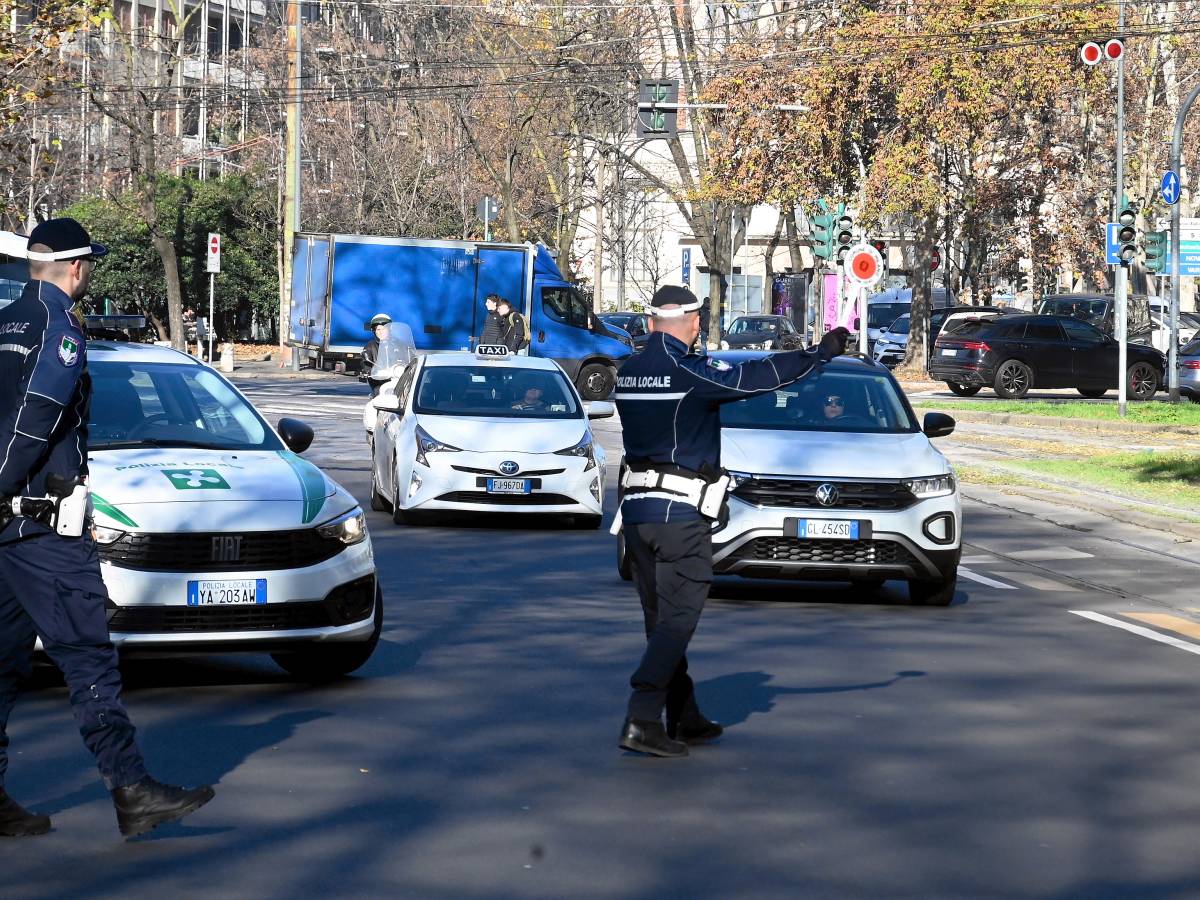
[1180,338,1200,403]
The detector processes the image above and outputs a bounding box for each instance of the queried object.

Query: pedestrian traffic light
[636,79,678,138]
[835,215,854,266]
[1143,230,1167,274]
[1116,204,1138,266]
[808,200,836,261]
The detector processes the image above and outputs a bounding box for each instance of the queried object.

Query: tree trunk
[897,209,938,377]
[135,128,185,350]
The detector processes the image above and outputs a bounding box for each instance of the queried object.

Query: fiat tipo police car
[85,341,380,679]
[368,345,612,526]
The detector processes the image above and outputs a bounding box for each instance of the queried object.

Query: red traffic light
[1080,42,1102,65]
[1104,38,1124,61]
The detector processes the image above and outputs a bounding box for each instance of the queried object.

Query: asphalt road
[6,370,1200,899]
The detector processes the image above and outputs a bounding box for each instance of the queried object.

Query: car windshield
[721,367,919,433]
[868,303,909,329]
[1179,312,1200,329]
[888,315,911,335]
[728,318,778,335]
[413,365,581,419]
[1182,338,1200,356]
[1038,297,1108,325]
[89,359,281,451]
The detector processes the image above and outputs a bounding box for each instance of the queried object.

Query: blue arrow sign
[1162,170,1181,206]
[1105,223,1121,265]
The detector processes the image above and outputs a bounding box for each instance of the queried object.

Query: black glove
[818,327,851,362]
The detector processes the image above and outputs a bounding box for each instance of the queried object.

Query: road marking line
[960,555,996,565]
[1070,610,1200,657]
[958,567,1018,590]
[992,571,1080,592]
[1007,548,1094,561]
[1124,613,1200,641]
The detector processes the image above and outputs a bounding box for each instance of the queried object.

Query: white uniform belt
[622,469,706,506]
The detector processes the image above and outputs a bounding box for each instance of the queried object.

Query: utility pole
[1168,83,1200,402]
[1114,0,1128,416]
[282,0,302,366]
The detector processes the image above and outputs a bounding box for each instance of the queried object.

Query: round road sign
[844,243,884,286]
[1104,38,1124,61]
[1080,42,1102,65]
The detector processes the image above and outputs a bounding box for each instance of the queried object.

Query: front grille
[734,537,918,566]
[108,601,333,633]
[436,491,577,506]
[98,529,344,572]
[451,464,565,477]
[732,478,916,511]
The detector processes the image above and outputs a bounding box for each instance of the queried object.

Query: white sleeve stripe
[13,429,48,442]
[25,389,66,405]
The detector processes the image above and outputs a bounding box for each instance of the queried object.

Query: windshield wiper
[89,438,244,451]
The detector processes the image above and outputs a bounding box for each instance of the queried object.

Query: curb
[917,407,1200,436]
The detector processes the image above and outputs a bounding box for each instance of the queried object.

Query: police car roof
[87,341,202,366]
[709,350,885,372]
[422,350,562,371]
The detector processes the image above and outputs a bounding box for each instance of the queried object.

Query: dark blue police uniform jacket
[0,280,90,543]
[615,331,822,524]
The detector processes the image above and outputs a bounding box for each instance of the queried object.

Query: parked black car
[929,314,1165,400]
[597,312,650,350]
[720,315,803,350]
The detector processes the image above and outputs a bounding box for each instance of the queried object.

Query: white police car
[85,341,380,679]
[368,345,611,526]
[618,354,961,605]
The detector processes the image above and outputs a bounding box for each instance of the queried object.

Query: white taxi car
[368,346,612,526]
[86,341,380,679]
[617,354,961,605]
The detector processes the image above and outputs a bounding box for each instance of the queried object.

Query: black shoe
[619,718,688,758]
[0,789,51,837]
[111,776,215,838]
[671,716,724,744]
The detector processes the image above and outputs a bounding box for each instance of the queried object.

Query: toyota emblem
[815,483,839,507]
[498,460,520,476]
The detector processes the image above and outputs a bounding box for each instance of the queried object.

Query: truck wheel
[272,584,383,681]
[578,364,615,401]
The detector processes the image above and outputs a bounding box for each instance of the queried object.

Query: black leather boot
[111,776,215,838]
[619,718,688,758]
[0,789,51,837]
[667,698,724,744]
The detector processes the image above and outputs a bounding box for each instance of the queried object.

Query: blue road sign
[1162,170,1181,205]
[682,247,691,284]
[1105,223,1121,266]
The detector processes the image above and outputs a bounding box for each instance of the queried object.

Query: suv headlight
[316,507,367,545]
[554,433,596,470]
[415,424,462,466]
[903,474,956,499]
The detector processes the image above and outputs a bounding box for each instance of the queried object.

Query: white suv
[618,355,961,605]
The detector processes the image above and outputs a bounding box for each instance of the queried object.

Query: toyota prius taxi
[81,341,380,680]
[367,346,612,526]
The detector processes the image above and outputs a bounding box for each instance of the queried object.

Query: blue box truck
[289,234,633,399]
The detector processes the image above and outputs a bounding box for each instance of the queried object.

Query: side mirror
[586,400,615,420]
[371,392,402,412]
[922,412,956,439]
[277,417,315,453]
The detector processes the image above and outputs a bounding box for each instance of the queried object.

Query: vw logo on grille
[498,460,520,476]
[815,483,840,507]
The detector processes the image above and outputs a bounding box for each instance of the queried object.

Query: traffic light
[834,214,854,267]
[871,239,889,277]
[636,80,678,138]
[1116,204,1138,266]
[1144,230,1167,274]
[1015,273,1029,294]
[808,200,836,261]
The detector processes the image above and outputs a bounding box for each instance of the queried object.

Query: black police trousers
[0,531,147,790]
[625,518,712,723]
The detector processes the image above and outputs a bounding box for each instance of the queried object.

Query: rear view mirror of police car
[586,401,615,420]
[371,392,403,412]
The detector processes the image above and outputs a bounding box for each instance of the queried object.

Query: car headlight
[554,433,596,470]
[316,507,367,545]
[903,474,956,499]
[92,525,126,545]
[415,424,462,466]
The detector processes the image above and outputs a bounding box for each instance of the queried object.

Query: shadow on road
[698,669,926,727]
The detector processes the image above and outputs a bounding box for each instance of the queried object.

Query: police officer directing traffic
[361,312,391,396]
[615,284,850,757]
[0,219,214,838]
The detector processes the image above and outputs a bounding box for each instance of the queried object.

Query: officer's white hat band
[25,246,93,262]
[648,300,703,318]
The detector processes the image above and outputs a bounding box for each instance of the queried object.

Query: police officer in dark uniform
[361,312,392,396]
[0,219,213,838]
[614,285,849,757]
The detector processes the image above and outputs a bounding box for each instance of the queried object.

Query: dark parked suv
[929,314,1165,400]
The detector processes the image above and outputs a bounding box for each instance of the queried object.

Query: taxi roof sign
[476,344,510,358]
